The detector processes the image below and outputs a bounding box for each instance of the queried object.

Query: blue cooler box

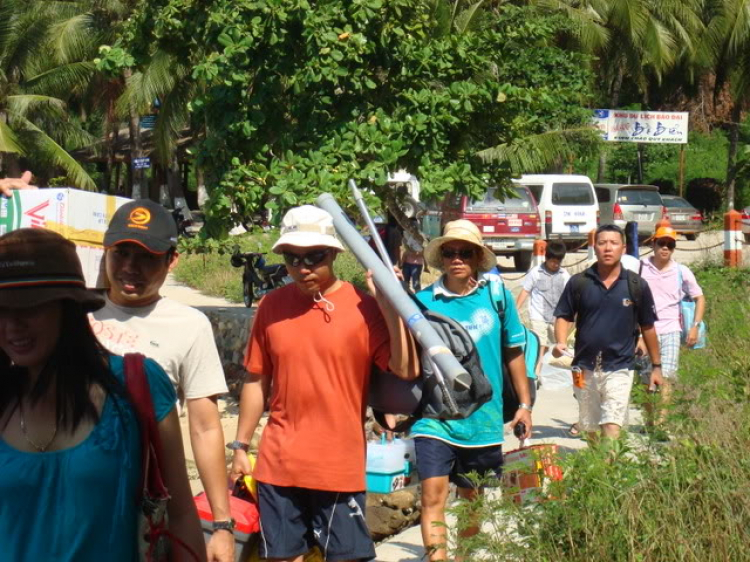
[366,438,416,494]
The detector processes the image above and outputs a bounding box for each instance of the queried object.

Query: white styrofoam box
[0,188,130,287]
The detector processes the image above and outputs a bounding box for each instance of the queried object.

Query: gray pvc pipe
[316,192,471,391]
[349,179,399,283]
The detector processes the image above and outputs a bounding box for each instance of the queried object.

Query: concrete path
[161,273,244,308]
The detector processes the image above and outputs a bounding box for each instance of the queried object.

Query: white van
[512,174,599,243]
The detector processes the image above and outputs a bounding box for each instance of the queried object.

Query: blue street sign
[141,115,157,130]
[133,157,151,170]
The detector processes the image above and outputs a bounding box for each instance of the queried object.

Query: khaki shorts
[578,368,633,432]
[530,319,555,348]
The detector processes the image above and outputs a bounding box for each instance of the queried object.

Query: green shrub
[447,266,750,562]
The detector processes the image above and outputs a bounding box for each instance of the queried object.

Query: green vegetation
[0,1,98,188]
[173,231,367,303]
[128,0,595,236]
[447,266,750,561]
[4,2,750,220]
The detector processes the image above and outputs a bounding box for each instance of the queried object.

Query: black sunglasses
[656,239,676,250]
[282,249,331,267]
[441,248,475,260]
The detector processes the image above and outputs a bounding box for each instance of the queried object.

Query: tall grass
[450,266,750,562]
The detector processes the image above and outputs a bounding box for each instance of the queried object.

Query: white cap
[272,205,345,253]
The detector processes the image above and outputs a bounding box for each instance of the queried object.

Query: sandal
[568,423,581,437]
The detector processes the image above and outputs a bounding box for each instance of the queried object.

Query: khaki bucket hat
[272,205,345,253]
[424,220,497,272]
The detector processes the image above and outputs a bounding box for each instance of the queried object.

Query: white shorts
[639,331,681,383]
[530,319,555,348]
[578,368,634,432]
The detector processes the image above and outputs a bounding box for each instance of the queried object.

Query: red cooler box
[194,492,260,561]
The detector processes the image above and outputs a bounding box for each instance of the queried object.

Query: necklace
[19,402,58,453]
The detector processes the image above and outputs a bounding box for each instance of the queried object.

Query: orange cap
[654,226,677,241]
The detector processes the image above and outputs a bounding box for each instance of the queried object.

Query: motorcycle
[171,206,195,238]
[230,246,291,307]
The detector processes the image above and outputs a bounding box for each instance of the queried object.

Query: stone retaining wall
[198,305,255,396]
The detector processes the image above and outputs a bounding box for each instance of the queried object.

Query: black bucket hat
[0,228,105,311]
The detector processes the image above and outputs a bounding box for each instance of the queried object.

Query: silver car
[594,184,665,240]
[661,195,704,241]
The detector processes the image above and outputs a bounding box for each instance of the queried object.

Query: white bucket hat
[272,205,345,253]
[424,219,497,272]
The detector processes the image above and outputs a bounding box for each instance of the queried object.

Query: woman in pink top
[638,226,705,426]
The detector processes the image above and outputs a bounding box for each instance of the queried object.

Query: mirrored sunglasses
[441,248,475,260]
[282,249,331,267]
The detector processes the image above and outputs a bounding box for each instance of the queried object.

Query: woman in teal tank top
[0,229,205,561]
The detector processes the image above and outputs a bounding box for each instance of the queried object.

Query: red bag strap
[124,353,168,498]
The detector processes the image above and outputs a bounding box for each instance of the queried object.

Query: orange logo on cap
[129,207,151,227]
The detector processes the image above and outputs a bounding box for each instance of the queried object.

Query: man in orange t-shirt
[229,205,418,562]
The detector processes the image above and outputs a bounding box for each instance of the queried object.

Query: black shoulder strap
[625,269,642,312]
[487,278,506,321]
[571,272,590,313]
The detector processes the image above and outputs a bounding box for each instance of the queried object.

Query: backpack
[487,279,540,423]
[570,267,644,345]
[370,295,494,433]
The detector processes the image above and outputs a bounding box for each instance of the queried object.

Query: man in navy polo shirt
[552,225,663,441]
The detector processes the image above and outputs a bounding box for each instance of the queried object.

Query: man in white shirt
[516,241,571,376]
[90,199,234,562]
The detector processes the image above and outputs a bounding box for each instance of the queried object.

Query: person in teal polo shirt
[413,220,532,562]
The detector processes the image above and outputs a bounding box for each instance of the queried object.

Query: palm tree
[117,51,198,203]
[529,0,705,180]
[0,0,96,188]
[697,0,750,209]
[36,0,198,201]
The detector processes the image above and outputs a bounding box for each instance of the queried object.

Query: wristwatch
[226,440,250,452]
[651,363,662,368]
[212,519,236,533]
[518,403,533,412]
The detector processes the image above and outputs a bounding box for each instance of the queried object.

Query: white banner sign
[593,109,688,144]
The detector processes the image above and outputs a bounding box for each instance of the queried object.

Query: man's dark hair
[595,224,625,243]
[545,241,567,261]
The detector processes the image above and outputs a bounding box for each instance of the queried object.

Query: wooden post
[636,144,644,183]
[679,144,686,197]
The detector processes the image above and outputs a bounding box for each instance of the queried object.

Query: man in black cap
[90,199,235,562]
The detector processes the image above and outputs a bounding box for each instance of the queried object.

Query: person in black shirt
[553,225,662,441]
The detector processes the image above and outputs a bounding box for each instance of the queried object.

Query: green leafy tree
[697,0,750,209]
[29,0,195,198]
[0,0,97,188]
[532,0,705,181]
[128,0,594,236]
